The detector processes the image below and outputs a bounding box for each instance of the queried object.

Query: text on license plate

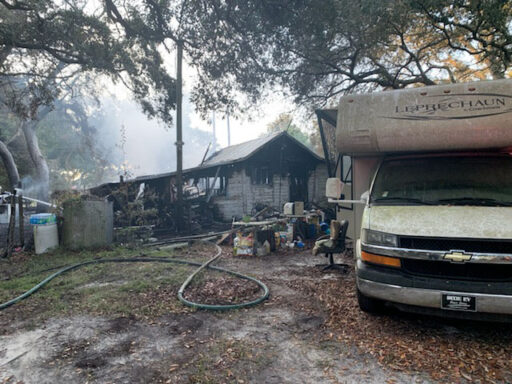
[442,294,476,312]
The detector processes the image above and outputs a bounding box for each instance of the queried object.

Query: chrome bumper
[357,277,512,315]
[362,243,512,264]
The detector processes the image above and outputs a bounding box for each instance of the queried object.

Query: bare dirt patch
[0,243,422,383]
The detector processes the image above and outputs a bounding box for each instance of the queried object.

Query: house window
[217,176,228,195]
[201,176,228,197]
[252,167,271,185]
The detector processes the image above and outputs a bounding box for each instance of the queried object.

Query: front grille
[399,236,512,254]
[402,259,512,281]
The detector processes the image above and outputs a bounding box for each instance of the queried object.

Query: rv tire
[357,288,385,314]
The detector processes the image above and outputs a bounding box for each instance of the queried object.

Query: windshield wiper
[372,197,436,205]
[436,197,512,207]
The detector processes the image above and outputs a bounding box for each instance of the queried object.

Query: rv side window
[342,155,352,183]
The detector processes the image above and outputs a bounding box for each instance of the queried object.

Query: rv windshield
[371,155,512,206]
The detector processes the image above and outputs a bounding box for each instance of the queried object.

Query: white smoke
[91,95,216,182]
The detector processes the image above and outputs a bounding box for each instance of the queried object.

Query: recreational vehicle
[324,79,512,319]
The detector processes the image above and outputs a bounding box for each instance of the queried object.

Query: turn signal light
[361,251,401,268]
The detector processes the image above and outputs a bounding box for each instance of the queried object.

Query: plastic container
[234,233,254,256]
[33,222,59,254]
[263,240,271,255]
[286,223,294,241]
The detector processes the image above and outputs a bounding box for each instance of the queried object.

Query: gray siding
[214,171,290,220]
[214,163,328,221]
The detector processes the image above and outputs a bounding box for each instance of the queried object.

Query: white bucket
[34,223,59,254]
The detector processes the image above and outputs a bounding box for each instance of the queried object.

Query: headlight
[362,229,398,247]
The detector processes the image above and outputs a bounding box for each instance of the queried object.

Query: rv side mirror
[325,178,344,199]
[360,191,370,204]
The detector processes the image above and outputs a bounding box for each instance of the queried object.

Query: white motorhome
[320,79,512,319]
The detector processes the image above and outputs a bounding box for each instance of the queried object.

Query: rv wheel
[357,288,385,314]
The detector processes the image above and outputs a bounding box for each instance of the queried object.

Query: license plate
[442,294,476,312]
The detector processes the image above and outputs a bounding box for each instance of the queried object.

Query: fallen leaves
[184,276,262,305]
[289,252,512,383]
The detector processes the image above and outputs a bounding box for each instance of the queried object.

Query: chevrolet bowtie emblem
[444,251,472,263]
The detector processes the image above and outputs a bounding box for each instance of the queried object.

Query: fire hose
[0,242,270,311]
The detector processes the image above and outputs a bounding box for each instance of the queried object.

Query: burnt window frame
[251,166,272,185]
[217,176,228,196]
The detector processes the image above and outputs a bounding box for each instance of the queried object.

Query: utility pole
[17,182,24,248]
[212,111,216,153]
[226,112,231,147]
[175,40,184,231]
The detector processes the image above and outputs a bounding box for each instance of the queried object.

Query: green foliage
[0,111,39,190]
[3,0,509,122]
[266,113,312,147]
[0,113,21,189]
[0,95,114,191]
[0,0,176,123]
[181,0,512,110]
[38,98,114,191]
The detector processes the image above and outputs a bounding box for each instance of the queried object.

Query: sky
[189,93,298,148]
[175,57,301,148]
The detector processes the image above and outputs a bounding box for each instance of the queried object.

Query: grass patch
[0,245,213,323]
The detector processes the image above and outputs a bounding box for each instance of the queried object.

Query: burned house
[91,131,328,223]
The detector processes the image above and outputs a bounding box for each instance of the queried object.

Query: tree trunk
[22,121,50,203]
[0,139,20,189]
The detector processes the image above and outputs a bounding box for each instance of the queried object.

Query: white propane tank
[283,202,294,215]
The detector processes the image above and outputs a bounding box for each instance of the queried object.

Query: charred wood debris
[89,178,333,247]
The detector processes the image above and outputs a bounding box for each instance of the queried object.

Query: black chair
[314,220,349,272]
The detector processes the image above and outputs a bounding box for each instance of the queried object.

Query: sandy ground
[0,244,507,383]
